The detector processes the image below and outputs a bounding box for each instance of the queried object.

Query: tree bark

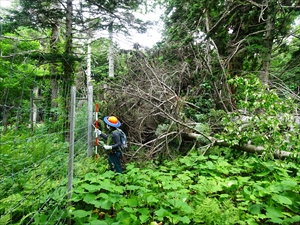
[63,0,74,141]
[183,132,298,159]
[259,1,275,86]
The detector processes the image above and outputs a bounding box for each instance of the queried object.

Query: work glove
[95,129,101,135]
[103,145,112,150]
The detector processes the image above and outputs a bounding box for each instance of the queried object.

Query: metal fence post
[87,82,93,157]
[68,86,76,207]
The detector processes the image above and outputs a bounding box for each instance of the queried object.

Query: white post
[87,31,92,84]
[87,82,93,157]
[32,87,38,125]
[68,86,76,207]
[108,22,114,78]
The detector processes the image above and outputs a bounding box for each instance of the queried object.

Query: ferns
[193,197,241,225]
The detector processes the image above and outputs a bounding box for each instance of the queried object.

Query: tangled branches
[103,48,213,161]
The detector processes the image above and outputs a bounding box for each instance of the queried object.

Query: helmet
[103,116,121,128]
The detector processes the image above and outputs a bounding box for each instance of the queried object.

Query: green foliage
[90,39,110,82]
[0,126,70,224]
[0,26,44,127]
[217,76,300,157]
[69,151,300,225]
[1,123,300,225]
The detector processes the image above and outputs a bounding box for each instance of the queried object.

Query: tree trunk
[259,1,275,86]
[63,0,74,141]
[183,132,298,159]
[108,21,114,78]
[2,108,9,133]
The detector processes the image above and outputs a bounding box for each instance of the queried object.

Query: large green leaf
[139,208,150,223]
[98,199,113,210]
[127,196,138,207]
[249,204,264,214]
[72,209,91,218]
[266,206,284,218]
[83,193,97,204]
[147,195,159,204]
[81,183,100,192]
[272,194,293,205]
[90,221,108,225]
[155,207,170,220]
[280,180,298,191]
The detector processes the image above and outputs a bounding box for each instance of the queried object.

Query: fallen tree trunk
[183,133,299,159]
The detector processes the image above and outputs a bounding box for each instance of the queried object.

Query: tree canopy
[1,0,300,224]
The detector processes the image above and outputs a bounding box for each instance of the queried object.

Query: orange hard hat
[104,116,121,127]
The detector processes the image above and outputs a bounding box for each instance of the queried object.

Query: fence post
[87,82,93,157]
[68,86,76,208]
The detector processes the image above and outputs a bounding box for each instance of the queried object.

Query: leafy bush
[217,76,300,157]
[0,126,70,224]
[69,151,300,225]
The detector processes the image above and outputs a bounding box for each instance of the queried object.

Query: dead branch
[184,132,299,159]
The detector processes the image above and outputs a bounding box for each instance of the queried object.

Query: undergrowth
[1,128,300,225]
[69,150,300,225]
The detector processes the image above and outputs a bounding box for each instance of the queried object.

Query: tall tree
[158,0,299,110]
[3,0,149,133]
[0,27,44,131]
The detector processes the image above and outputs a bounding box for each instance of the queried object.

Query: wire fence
[0,29,97,223]
[0,83,95,224]
[0,2,142,224]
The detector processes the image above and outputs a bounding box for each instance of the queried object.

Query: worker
[95,116,123,173]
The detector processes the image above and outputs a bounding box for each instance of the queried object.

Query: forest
[1,0,300,224]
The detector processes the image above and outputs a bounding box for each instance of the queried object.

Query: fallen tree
[183,132,299,159]
[102,48,300,162]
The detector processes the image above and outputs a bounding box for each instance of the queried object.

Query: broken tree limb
[183,132,299,159]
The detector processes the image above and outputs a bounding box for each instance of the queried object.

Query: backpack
[117,128,128,149]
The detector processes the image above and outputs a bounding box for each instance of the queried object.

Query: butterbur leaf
[72,209,91,218]
[267,217,283,224]
[99,180,114,191]
[90,221,108,225]
[114,185,125,193]
[246,218,259,225]
[266,206,284,218]
[102,170,115,178]
[98,193,109,200]
[155,207,170,220]
[249,204,264,214]
[280,180,297,191]
[179,215,191,224]
[138,208,150,215]
[89,200,102,208]
[126,185,141,191]
[98,199,112,210]
[130,213,137,221]
[81,183,100,192]
[107,194,123,203]
[177,174,191,181]
[127,196,138,207]
[83,193,97,204]
[116,210,128,220]
[206,161,215,169]
[140,214,149,223]
[172,200,192,214]
[272,194,293,205]
[147,195,159,204]
[254,171,271,177]
[209,155,219,160]
[123,207,135,213]
[73,186,87,194]
[285,215,300,223]
[71,193,82,202]
[84,172,97,182]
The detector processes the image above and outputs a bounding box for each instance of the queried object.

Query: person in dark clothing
[95,116,123,173]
